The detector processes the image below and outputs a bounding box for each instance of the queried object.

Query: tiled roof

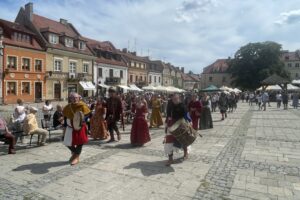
[181,73,194,81]
[119,51,150,63]
[203,59,229,74]
[189,74,201,81]
[85,37,126,67]
[281,51,300,61]
[0,19,43,50]
[32,14,93,56]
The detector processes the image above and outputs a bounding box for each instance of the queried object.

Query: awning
[118,85,131,90]
[79,81,95,90]
[129,84,143,92]
[98,83,110,88]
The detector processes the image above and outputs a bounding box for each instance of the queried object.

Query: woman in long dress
[90,98,109,140]
[188,94,202,130]
[150,94,163,128]
[130,97,151,146]
[200,93,213,129]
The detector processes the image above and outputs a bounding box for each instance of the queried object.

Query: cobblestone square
[1,102,300,200]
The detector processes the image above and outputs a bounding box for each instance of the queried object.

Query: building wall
[284,61,300,80]
[201,73,233,89]
[128,68,147,84]
[45,50,94,99]
[148,72,162,86]
[94,63,128,86]
[3,46,46,104]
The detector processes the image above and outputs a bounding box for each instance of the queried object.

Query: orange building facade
[1,19,46,104]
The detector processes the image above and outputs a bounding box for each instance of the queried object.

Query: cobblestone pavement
[1,103,300,200]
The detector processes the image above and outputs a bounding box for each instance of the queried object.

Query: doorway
[54,83,61,100]
[35,82,42,102]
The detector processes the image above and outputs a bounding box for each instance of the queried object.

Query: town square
[1,1,300,200]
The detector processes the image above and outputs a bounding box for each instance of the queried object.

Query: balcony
[105,77,121,85]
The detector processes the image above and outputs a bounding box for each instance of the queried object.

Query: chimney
[25,3,33,21]
[60,18,68,25]
[131,51,136,56]
[181,67,184,73]
[122,48,127,53]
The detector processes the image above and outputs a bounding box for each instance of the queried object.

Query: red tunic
[188,100,202,130]
[130,105,151,146]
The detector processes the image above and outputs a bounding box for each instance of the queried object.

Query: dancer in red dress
[130,97,151,146]
[188,94,202,130]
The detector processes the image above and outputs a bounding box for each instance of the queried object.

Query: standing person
[249,92,254,106]
[42,100,53,120]
[282,92,289,110]
[292,93,299,109]
[188,94,202,130]
[256,92,262,110]
[200,93,213,130]
[150,94,163,128]
[23,107,48,146]
[211,94,218,112]
[0,117,16,154]
[53,105,64,128]
[130,96,150,146]
[276,92,282,109]
[106,87,123,143]
[219,92,228,120]
[262,91,269,111]
[63,93,90,165]
[164,94,188,166]
[90,98,109,140]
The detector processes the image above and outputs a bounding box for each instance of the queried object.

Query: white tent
[292,80,300,85]
[233,88,242,93]
[257,85,282,91]
[129,84,143,92]
[142,85,156,90]
[287,84,300,91]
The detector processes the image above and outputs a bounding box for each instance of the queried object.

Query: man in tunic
[106,87,123,142]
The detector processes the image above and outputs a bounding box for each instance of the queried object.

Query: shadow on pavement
[124,160,175,176]
[12,161,68,174]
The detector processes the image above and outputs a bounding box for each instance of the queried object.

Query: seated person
[0,117,16,154]
[53,105,64,128]
[42,100,53,120]
[23,107,48,146]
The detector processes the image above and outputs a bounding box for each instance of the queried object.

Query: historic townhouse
[0,19,46,104]
[85,38,128,94]
[148,60,163,87]
[201,59,233,89]
[182,72,201,91]
[120,49,149,88]
[162,63,172,86]
[16,3,95,100]
[281,50,300,80]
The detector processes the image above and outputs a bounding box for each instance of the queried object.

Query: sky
[1,0,300,74]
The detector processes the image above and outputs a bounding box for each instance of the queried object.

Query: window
[222,77,226,83]
[134,62,137,67]
[22,82,30,94]
[79,41,86,50]
[130,75,133,83]
[159,77,161,83]
[7,56,17,70]
[144,76,146,82]
[65,38,73,48]
[130,62,134,67]
[109,69,113,77]
[98,68,103,77]
[35,60,42,72]
[54,59,62,71]
[139,63,141,68]
[149,75,152,83]
[136,76,138,82]
[296,63,300,68]
[7,82,17,95]
[154,76,157,83]
[296,73,299,78]
[288,63,292,67]
[69,61,77,73]
[49,34,59,44]
[120,70,123,78]
[22,58,30,71]
[83,63,89,73]
[209,77,213,82]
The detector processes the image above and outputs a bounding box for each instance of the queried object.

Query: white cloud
[275,9,300,25]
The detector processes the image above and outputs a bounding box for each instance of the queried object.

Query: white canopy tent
[292,80,300,85]
[257,84,300,91]
[79,81,96,91]
[98,83,110,88]
[129,84,143,92]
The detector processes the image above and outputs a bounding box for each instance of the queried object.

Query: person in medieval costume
[150,94,163,128]
[188,94,202,130]
[90,98,109,140]
[63,92,91,165]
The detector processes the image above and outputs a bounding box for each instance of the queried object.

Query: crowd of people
[0,88,240,167]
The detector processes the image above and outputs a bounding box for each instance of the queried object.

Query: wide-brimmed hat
[29,106,38,113]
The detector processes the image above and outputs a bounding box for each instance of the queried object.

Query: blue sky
[1,0,300,74]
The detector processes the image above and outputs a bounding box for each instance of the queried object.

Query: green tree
[228,41,290,90]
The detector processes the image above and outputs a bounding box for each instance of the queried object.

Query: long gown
[188,100,202,130]
[150,99,163,127]
[200,100,213,130]
[131,105,151,146]
[90,104,109,140]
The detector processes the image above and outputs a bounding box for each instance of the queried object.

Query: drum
[168,118,197,147]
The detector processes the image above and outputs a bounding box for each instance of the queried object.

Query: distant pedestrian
[200,93,213,129]
[262,91,269,111]
[282,92,289,110]
[219,92,228,120]
[276,92,282,109]
[292,93,299,109]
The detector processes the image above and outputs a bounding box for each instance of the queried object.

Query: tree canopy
[228,41,290,90]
